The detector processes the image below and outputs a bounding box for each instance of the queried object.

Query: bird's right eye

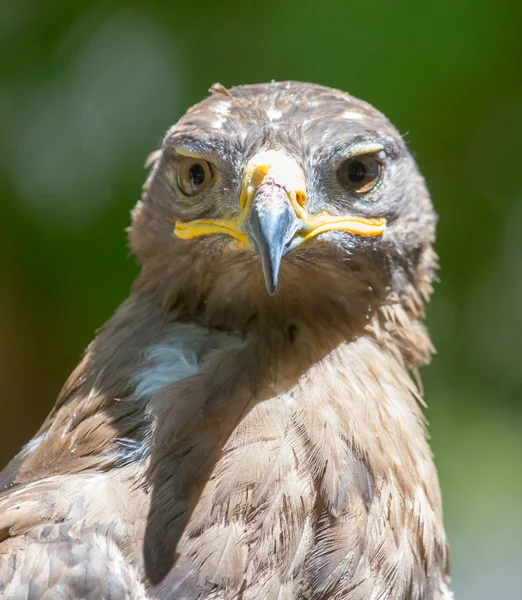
[177,158,214,196]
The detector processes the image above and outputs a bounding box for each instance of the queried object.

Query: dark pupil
[189,163,206,186]
[347,160,367,183]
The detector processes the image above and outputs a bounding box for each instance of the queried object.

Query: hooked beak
[174,149,386,294]
[244,182,301,294]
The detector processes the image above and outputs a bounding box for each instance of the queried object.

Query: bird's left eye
[177,158,214,196]
[338,154,382,194]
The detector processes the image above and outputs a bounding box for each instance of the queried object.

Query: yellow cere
[174,149,386,246]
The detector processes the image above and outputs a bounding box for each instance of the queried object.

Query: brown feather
[0,82,452,599]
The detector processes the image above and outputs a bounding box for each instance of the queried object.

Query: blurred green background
[1,0,521,597]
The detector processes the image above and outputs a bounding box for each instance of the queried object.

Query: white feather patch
[342,111,365,120]
[23,434,45,453]
[210,100,231,129]
[267,108,282,121]
[117,324,246,463]
[134,323,245,399]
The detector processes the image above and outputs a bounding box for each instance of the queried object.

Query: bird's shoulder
[0,309,254,599]
[0,466,148,599]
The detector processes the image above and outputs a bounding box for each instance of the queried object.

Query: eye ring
[338,154,382,194]
[176,157,214,196]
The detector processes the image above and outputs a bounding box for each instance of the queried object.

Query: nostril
[295,191,307,207]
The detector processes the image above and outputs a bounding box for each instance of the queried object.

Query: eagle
[0,82,452,599]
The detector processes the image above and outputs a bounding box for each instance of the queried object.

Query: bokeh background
[1,1,521,597]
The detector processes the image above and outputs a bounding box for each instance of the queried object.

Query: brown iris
[177,157,214,196]
[338,154,382,194]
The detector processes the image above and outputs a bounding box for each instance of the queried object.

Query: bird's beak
[243,179,301,294]
[174,149,386,294]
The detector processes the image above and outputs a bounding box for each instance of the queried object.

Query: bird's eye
[338,154,382,194]
[177,158,214,196]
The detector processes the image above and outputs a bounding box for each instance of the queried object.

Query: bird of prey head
[0,82,450,600]
[131,81,436,338]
